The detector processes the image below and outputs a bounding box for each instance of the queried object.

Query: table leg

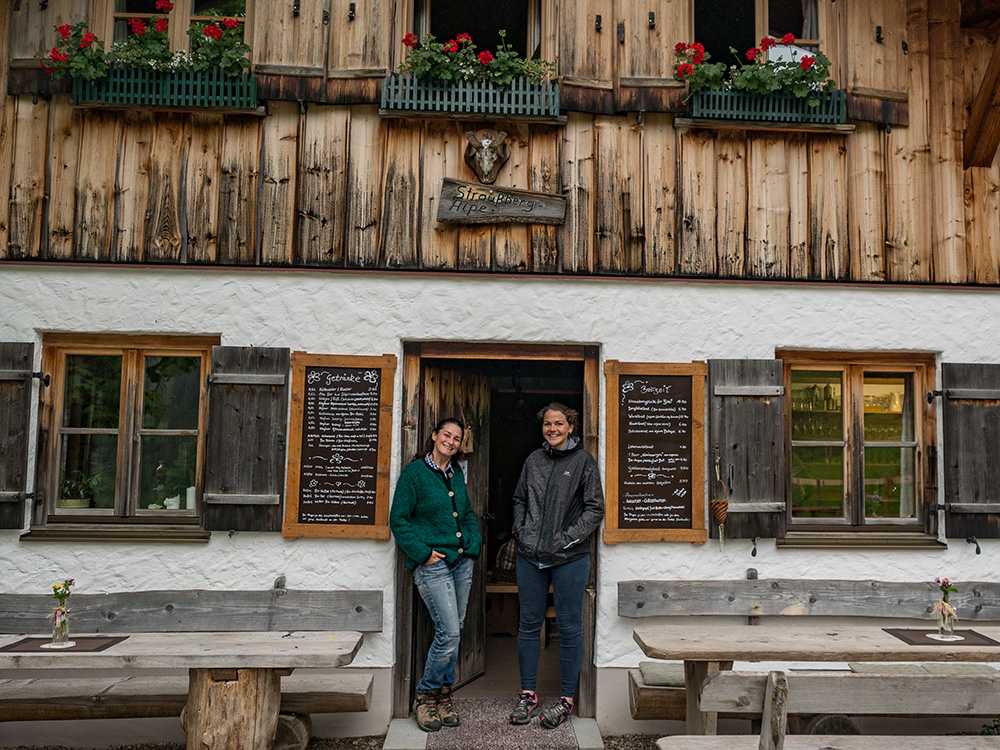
[683,660,720,735]
[182,667,282,750]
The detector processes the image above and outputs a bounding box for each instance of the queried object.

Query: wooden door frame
[393,341,601,718]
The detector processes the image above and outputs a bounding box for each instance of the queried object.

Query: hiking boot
[509,691,539,725]
[539,697,573,729]
[413,689,442,732]
[437,684,460,727]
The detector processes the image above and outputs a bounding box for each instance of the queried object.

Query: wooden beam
[965,35,1000,167]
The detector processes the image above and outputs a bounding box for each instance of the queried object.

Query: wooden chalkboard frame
[604,360,707,544]
[282,352,396,540]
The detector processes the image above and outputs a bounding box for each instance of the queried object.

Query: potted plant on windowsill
[59,470,101,509]
[42,3,257,111]
[381,30,559,120]
[673,35,844,125]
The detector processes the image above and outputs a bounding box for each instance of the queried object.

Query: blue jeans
[413,556,475,691]
[516,553,590,697]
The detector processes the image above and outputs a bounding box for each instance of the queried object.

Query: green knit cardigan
[389,458,482,571]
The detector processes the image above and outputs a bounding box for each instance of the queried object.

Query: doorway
[393,342,600,718]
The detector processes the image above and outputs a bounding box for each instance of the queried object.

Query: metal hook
[32,371,50,387]
[968,536,982,555]
[751,537,758,557]
[927,389,944,404]
[875,25,883,43]
[348,2,355,20]
[595,15,602,31]
[648,12,655,28]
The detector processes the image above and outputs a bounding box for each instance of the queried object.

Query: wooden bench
[619,575,1000,727]
[0,583,382,750]
[655,670,1000,749]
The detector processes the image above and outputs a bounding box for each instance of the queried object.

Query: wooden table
[633,623,1000,735]
[0,630,363,750]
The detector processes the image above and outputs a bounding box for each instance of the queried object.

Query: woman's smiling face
[432,422,464,459]
[542,409,572,450]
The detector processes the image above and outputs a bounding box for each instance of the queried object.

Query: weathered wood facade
[2,0,1000,283]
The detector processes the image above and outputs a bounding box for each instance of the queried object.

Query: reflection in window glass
[791,370,842,440]
[143,356,200,429]
[863,372,914,442]
[139,435,198,510]
[864,446,916,520]
[63,355,122,429]
[790,445,845,519]
[59,434,117,510]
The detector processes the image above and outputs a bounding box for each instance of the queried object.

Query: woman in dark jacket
[508,403,604,729]
[389,418,482,733]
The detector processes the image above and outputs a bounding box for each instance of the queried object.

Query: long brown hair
[414,417,465,462]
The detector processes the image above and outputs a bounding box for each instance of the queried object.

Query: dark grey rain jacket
[512,436,605,566]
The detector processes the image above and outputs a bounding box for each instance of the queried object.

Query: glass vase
[50,607,71,647]
[937,612,956,639]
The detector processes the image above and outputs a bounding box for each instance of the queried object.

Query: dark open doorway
[394,343,600,718]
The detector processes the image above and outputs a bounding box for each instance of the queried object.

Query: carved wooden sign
[436,178,566,225]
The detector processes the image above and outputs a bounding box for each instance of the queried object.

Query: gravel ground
[0,734,660,750]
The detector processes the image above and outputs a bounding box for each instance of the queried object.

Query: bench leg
[683,660,721,735]
[182,668,281,750]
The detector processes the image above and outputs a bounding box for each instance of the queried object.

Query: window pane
[769,0,818,39]
[59,434,117,509]
[864,446,918,520]
[63,355,122,429]
[696,0,755,66]
[115,0,159,11]
[429,0,530,58]
[139,435,198,509]
[791,370,842,440]
[790,446,845,519]
[864,372,914,442]
[143,356,200,429]
[193,0,246,17]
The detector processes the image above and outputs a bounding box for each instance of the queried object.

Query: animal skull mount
[465,129,510,184]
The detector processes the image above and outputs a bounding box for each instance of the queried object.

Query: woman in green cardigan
[389,417,481,733]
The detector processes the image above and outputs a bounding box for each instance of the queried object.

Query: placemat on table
[882,628,1000,646]
[0,635,129,652]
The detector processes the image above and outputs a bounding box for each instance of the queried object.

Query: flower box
[689,88,845,124]
[380,73,560,119]
[72,66,258,110]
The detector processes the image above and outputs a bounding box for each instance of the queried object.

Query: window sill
[674,117,855,134]
[20,524,211,543]
[777,531,944,549]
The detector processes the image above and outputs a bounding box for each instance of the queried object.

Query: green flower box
[381,73,560,119]
[689,88,845,124]
[72,66,258,110]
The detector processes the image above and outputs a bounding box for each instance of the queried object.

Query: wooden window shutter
[252,2,331,102]
[558,0,616,114]
[941,362,1000,539]
[614,0,689,113]
[708,359,786,539]
[0,343,35,530]
[841,0,909,125]
[203,346,291,532]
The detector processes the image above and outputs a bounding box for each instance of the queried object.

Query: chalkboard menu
[283,353,396,540]
[604,361,707,544]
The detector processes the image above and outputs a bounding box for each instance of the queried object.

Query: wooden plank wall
[1,9,999,284]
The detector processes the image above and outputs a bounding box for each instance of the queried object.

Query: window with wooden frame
[37,334,216,525]
[95,0,252,51]
[409,0,543,60]
[780,352,935,531]
[694,0,822,67]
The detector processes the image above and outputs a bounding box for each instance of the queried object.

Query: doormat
[883,628,1000,646]
[425,697,578,750]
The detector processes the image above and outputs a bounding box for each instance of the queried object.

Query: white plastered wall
[2,266,999,738]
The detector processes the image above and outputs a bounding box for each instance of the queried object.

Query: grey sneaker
[413,689,442,732]
[509,691,539,725]
[539,697,573,729]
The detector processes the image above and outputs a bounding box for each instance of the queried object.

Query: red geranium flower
[81,30,96,47]
[800,56,815,70]
[456,32,472,44]
[760,36,776,50]
[153,17,168,32]
[40,61,54,73]
[50,47,68,62]
[746,47,759,61]
[155,0,174,9]
[128,17,147,35]
[57,24,71,40]
[444,39,459,52]
[402,32,418,48]
[204,23,222,39]
[782,32,795,45]
[675,42,688,53]
[477,50,494,64]
[675,62,694,79]
[222,17,239,29]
